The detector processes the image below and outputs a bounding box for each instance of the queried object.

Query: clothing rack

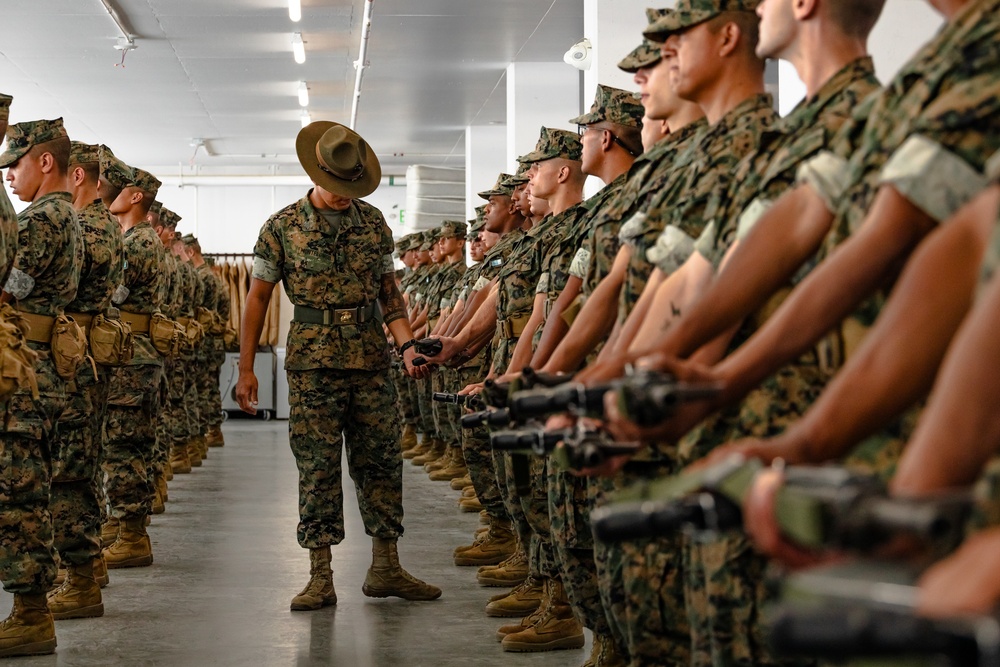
[208,254,280,348]
[205,252,255,259]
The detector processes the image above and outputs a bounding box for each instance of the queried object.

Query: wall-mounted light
[288,0,301,22]
[291,32,306,64]
[300,109,312,128]
[297,81,309,107]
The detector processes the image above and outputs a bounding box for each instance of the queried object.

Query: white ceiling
[0,0,584,175]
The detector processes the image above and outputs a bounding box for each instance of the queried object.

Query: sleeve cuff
[4,268,34,300]
[693,220,718,262]
[797,151,850,213]
[535,272,550,295]
[880,134,989,223]
[473,276,490,291]
[646,225,697,274]
[569,248,591,280]
[736,197,775,242]
[381,254,396,274]
[251,256,281,283]
[618,211,648,247]
[986,150,1000,184]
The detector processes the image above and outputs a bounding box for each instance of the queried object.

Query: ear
[131,189,144,205]
[39,151,55,174]
[794,0,819,20]
[72,166,85,186]
[601,129,614,153]
[718,21,742,58]
[557,166,571,184]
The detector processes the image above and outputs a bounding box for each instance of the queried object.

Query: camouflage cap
[619,9,674,71]
[69,141,100,166]
[477,173,515,200]
[503,162,532,188]
[0,93,12,123]
[149,201,164,216]
[127,168,162,198]
[0,118,68,168]
[570,84,645,128]
[644,0,760,42]
[439,219,467,240]
[517,127,583,164]
[99,146,135,191]
[418,230,438,252]
[395,234,413,255]
[161,206,182,228]
[181,233,198,247]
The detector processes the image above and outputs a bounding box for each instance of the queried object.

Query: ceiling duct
[350,0,375,129]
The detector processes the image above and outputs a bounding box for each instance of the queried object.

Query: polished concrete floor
[0,420,590,667]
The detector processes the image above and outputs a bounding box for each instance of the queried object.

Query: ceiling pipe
[350,0,375,130]
[98,0,134,46]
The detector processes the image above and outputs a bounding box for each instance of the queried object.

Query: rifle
[490,427,641,471]
[432,392,484,411]
[480,368,572,409]
[591,457,972,555]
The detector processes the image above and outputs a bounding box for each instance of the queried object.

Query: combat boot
[188,438,203,467]
[402,434,432,460]
[453,521,515,566]
[163,460,173,482]
[290,546,337,611]
[157,473,169,503]
[495,580,549,640]
[206,424,225,447]
[411,437,445,466]
[501,579,584,652]
[100,517,119,548]
[477,549,528,587]
[52,568,66,588]
[459,496,483,512]
[400,423,418,452]
[485,575,544,617]
[103,516,153,569]
[362,538,441,601]
[196,433,209,461]
[47,561,103,620]
[151,477,166,515]
[170,444,192,474]
[424,446,454,473]
[94,556,109,588]
[429,451,468,481]
[592,633,627,667]
[0,594,56,657]
[450,474,472,491]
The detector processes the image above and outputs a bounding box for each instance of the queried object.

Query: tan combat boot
[429,450,468,481]
[163,459,173,482]
[52,568,66,588]
[0,594,56,657]
[362,538,441,601]
[485,575,544,617]
[400,423,418,452]
[424,446,454,473]
[206,424,225,447]
[151,477,166,515]
[100,517,120,548]
[494,579,549,640]
[188,438,203,467]
[477,549,529,587]
[290,546,337,611]
[501,579,584,652]
[402,433,432,460]
[453,521,516,566]
[411,437,445,466]
[450,474,472,491]
[592,633,627,667]
[157,473,169,504]
[459,496,484,512]
[102,516,153,569]
[47,561,103,620]
[170,443,192,474]
[94,555,109,588]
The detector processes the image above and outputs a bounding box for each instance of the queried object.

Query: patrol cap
[644,0,760,42]
[418,229,438,252]
[477,173,515,200]
[161,206,182,228]
[181,233,199,247]
[518,127,583,164]
[619,9,674,72]
[394,234,412,255]
[470,206,488,232]
[149,201,163,217]
[0,118,68,168]
[503,162,532,188]
[127,168,162,198]
[69,141,101,166]
[439,220,467,240]
[99,145,135,191]
[0,94,11,123]
[570,84,645,129]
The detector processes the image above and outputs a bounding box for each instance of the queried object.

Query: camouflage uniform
[672,57,881,667]
[194,260,225,445]
[0,119,83,594]
[413,234,442,441]
[252,192,404,549]
[0,95,16,286]
[158,250,192,474]
[53,143,124,567]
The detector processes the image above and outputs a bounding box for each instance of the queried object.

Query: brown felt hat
[296,121,381,199]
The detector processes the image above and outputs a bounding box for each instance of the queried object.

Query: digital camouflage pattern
[438,219,467,239]
[4,192,83,316]
[288,368,403,548]
[68,199,124,314]
[570,85,645,129]
[518,127,583,164]
[617,8,670,73]
[644,0,760,42]
[0,136,16,283]
[478,173,515,200]
[0,118,67,168]
[98,145,134,192]
[253,194,395,371]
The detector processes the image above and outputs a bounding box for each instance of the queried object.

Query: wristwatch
[399,338,417,354]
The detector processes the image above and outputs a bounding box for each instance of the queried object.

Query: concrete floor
[0,420,591,667]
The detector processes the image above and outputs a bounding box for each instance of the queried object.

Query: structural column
[465,124,508,220]
[506,62,581,171]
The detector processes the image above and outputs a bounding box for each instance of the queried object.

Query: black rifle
[490,427,641,470]
[769,605,999,667]
[481,368,572,409]
[432,392,484,411]
[460,408,513,430]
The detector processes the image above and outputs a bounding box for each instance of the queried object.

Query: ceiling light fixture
[291,32,306,64]
[288,0,301,22]
[300,109,312,128]
[297,81,309,107]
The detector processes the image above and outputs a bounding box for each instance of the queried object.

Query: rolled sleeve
[252,256,281,283]
[618,211,648,247]
[880,134,989,224]
[252,217,284,283]
[646,225,697,274]
[987,151,1000,184]
[568,248,591,280]
[4,267,34,300]
[736,197,775,242]
[535,272,550,295]
[797,151,851,213]
[381,253,396,274]
[692,220,718,262]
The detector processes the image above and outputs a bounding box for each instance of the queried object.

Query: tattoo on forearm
[381,274,407,324]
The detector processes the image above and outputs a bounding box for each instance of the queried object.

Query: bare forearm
[239,279,273,373]
[532,277,581,369]
[455,289,498,348]
[451,283,493,334]
[505,294,546,375]
[543,272,623,373]
[612,269,664,356]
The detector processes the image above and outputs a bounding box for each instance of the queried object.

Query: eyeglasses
[577,124,640,158]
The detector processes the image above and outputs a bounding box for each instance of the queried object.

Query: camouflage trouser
[401,374,419,425]
[463,425,507,520]
[430,371,448,443]
[103,357,162,520]
[550,468,611,635]
[495,450,558,578]
[183,368,201,440]
[196,347,223,434]
[0,348,65,595]
[416,374,436,438]
[287,367,404,549]
[594,466,691,667]
[204,343,226,430]
[51,363,108,567]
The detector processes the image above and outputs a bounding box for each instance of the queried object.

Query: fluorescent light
[291,32,306,64]
[300,109,311,128]
[297,81,309,107]
[288,0,301,22]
